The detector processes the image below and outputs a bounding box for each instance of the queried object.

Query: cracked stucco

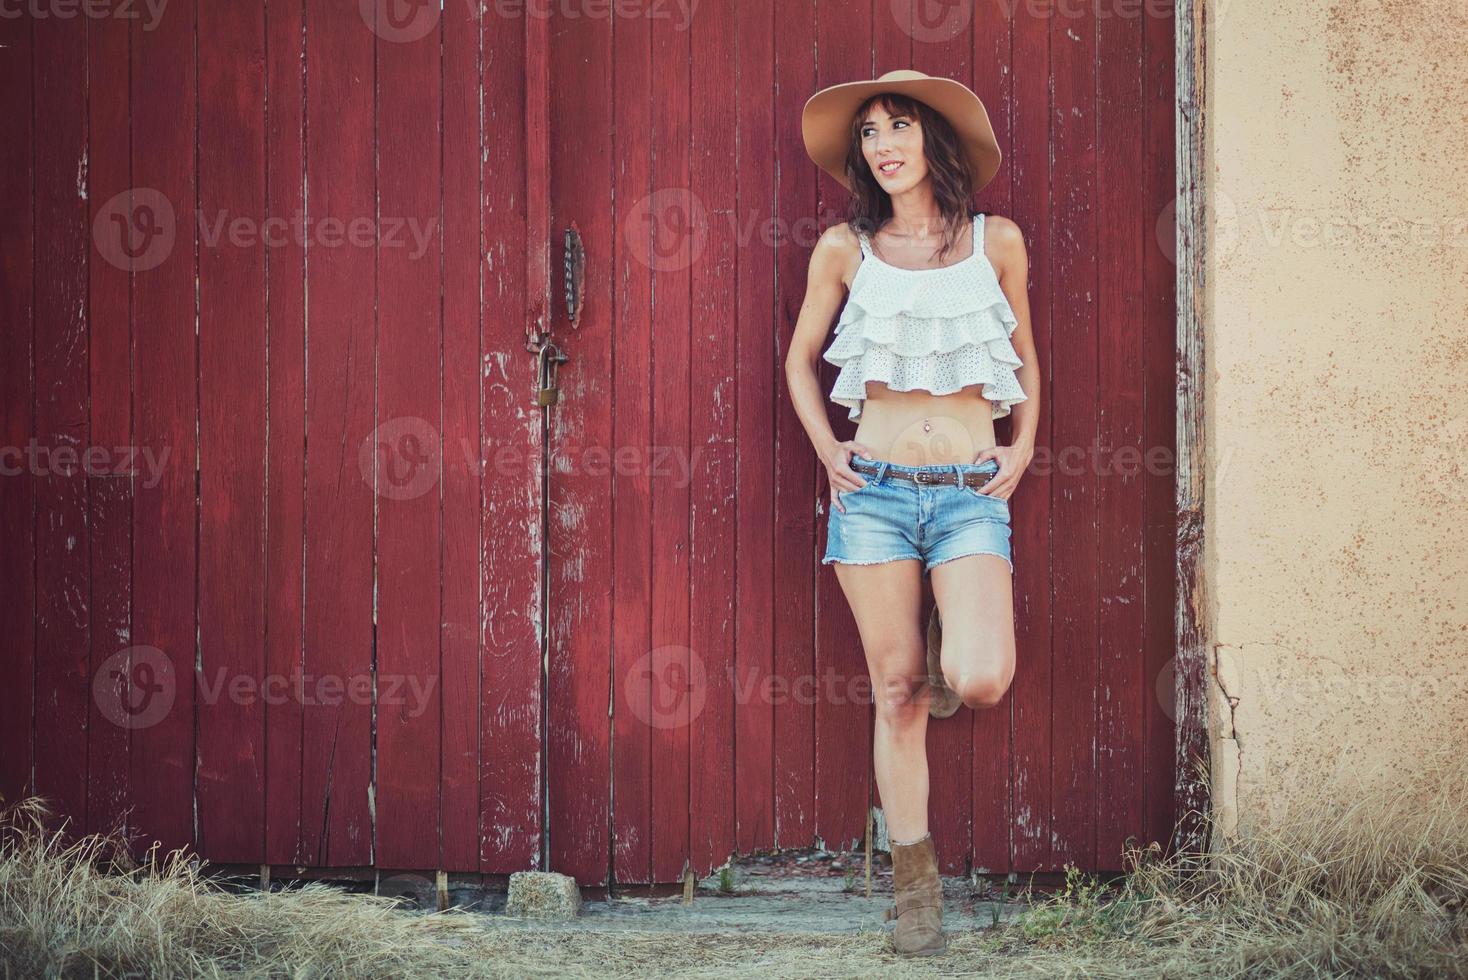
[1205,0,1468,838]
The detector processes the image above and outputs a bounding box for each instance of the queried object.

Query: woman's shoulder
[816,219,868,255]
[977,212,1025,251]
[811,221,868,289]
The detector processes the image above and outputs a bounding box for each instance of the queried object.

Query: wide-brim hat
[801,69,1001,193]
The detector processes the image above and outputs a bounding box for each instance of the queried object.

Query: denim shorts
[821,457,1013,575]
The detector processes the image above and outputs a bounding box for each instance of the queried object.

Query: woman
[785,69,1040,957]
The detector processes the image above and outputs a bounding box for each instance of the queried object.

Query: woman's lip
[879,161,904,175]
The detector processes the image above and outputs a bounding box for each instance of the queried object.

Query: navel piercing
[922,417,932,432]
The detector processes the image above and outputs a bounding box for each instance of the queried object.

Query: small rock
[504,871,582,919]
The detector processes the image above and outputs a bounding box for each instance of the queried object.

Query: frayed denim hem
[821,553,923,567]
[923,549,1014,575]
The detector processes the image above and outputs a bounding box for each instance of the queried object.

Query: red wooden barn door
[0,1,545,879]
[540,0,1178,885]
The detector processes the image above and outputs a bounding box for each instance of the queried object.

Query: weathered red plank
[732,0,777,856]
[0,12,36,810]
[546,8,615,885]
[302,0,374,866]
[970,0,1017,878]
[32,13,91,842]
[197,0,268,863]
[772,0,818,851]
[440,0,482,875]
[1049,1,1101,872]
[1143,0,1180,854]
[689,0,739,878]
[648,5,692,886]
[610,4,655,885]
[263,0,307,867]
[479,2,541,876]
[1009,0,1056,875]
[129,0,198,858]
[84,8,133,840]
[1095,0,1147,872]
[813,0,878,862]
[373,0,444,871]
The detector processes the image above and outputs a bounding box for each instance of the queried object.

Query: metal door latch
[534,337,568,407]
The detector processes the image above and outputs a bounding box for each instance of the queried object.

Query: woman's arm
[783,223,874,506]
[979,215,1040,495]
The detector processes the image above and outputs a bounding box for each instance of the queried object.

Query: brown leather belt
[851,457,996,490]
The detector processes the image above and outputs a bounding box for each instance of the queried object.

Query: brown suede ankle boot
[883,831,947,956]
[926,607,962,719]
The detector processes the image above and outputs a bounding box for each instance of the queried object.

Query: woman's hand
[822,439,875,514]
[972,442,1032,501]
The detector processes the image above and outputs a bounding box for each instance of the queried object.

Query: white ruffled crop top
[823,212,1027,422]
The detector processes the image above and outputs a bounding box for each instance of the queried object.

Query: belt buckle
[915,471,932,484]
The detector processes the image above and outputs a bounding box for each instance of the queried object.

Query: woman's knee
[943,660,1014,709]
[871,670,927,719]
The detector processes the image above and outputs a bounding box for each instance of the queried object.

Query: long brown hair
[841,92,976,265]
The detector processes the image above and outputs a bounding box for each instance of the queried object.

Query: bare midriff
[852,383,999,467]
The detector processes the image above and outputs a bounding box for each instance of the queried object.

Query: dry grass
[2,757,1465,979]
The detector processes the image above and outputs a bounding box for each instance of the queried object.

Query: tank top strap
[972,211,984,257]
[855,225,873,256]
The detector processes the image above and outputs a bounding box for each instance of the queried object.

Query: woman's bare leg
[928,553,1016,709]
[832,557,932,844]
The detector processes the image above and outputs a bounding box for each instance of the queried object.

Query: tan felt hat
[802,69,1002,193]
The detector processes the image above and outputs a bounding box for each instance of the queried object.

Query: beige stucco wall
[1205,0,1468,838]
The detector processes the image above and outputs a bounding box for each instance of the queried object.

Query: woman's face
[860,102,928,191]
